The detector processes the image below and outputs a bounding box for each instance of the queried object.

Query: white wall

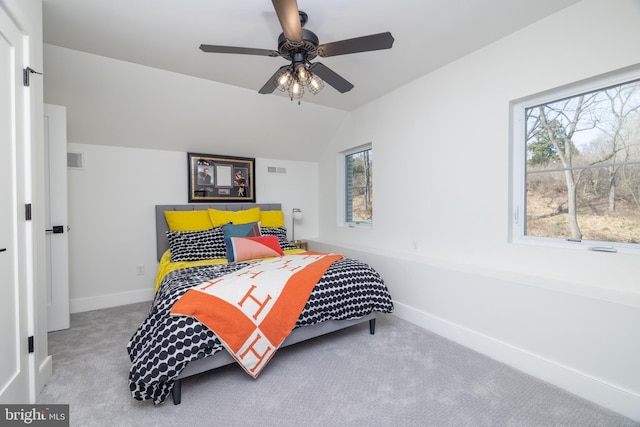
[66,143,318,312]
[43,44,347,162]
[315,0,640,420]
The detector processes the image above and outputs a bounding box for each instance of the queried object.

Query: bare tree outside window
[345,148,373,223]
[524,78,640,244]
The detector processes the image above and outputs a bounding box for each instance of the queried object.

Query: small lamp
[291,208,303,243]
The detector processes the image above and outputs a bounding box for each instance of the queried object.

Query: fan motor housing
[277,29,319,61]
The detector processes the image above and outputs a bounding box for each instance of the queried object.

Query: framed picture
[188,152,255,202]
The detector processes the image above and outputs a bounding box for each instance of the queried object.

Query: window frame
[510,65,640,255]
[338,143,373,228]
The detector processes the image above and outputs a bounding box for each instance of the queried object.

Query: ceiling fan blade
[259,65,289,94]
[317,32,394,57]
[199,44,279,57]
[309,63,354,93]
[272,0,303,42]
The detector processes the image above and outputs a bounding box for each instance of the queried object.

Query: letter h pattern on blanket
[170,253,344,377]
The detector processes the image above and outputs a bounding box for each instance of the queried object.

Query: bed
[127,203,393,405]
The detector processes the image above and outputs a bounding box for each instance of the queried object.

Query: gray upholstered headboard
[155,203,282,261]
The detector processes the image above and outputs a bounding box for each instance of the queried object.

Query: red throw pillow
[224,236,284,262]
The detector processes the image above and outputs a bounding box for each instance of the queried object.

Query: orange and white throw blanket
[170,252,343,378]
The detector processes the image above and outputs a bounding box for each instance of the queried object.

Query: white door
[44,104,70,331]
[0,7,30,403]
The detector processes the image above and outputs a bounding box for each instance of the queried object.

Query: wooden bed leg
[369,318,376,335]
[172,379,182,405]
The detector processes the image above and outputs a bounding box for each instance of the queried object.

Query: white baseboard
[392,301,640,422]
[70,288,154,313]
[36,355,52,398]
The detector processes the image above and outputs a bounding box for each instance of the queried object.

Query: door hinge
[28,336,34,353]
[25,203,32,221]
[23,67,42,87]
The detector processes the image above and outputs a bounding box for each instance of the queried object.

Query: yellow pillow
[164,210,213,231]
[208,207,261,226]
[260,210,285,227]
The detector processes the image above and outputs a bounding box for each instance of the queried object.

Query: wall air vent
[267,166,287,174]
[67,152,85,169]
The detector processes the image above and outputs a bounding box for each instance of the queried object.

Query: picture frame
[187,152,255,202]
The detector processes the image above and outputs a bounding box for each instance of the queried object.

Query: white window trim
[337,143,373,228]
[510,65,640,255]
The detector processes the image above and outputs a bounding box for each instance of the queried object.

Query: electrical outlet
[136,264,145,275]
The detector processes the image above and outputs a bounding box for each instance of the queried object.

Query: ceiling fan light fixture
[277,62,324,103]
[200,6,394,105]
[274,67,293,91]
[308,73,324,95]
[289,80,304,101]
[295,63,309,83]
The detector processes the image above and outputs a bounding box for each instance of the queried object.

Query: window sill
[343,222,372,229]
[513,236,640,255]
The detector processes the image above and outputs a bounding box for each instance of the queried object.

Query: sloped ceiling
[43,0,581,112]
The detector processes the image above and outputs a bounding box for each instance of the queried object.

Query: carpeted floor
[38,301,637,427]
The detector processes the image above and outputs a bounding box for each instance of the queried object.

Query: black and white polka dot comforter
[127,258,394,404]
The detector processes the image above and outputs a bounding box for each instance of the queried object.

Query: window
[512,67,640,252]
[341,144,373,226]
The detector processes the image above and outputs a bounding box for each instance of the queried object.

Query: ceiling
[42,0,581,112]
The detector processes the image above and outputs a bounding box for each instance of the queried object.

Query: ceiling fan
[199,0,394,103]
